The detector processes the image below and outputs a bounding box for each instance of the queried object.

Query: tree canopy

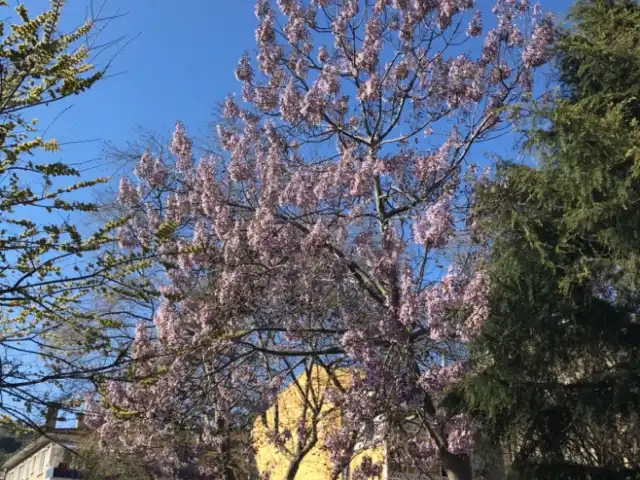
[0,0,142,429]
[463,0,640,477]
[84,0,555,479]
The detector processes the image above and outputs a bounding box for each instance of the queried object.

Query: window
[39,447,47,473]
[17,465,23,480]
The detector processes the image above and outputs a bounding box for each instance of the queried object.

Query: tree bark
[285,456,304,480]
[441,451,473,480]
[284,431,318,480]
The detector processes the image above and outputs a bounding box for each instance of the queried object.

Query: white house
[0,406,85,480]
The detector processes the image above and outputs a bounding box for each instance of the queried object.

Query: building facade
[251,366,450,480]
[0,407,85,480]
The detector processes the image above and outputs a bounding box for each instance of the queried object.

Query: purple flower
[467,10,482,37]
[277,0,298,16]
[280,80,303,124]
[522,13,553,68]
[135,152,166,187]
[419,361,466,394]
[317,45,330,63]
[446,414,479,454]
[256,12,275,44]
[235,54,254,82]
[357,74,381,101]
[254,86,278,111]
[169,122,193,172]
[412,195,452,249]
[284,9,308,44]
[317,65,340,95]
[223,96,240,119]
[301,85,326,124]
[352,456,383,480]
[117,177,138,206]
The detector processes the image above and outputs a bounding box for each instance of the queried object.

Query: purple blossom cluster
[446,414,480,455]
[351,456,383,480]
[168,121,193,172]
[117,178,138,206]
[419,361,467,394]
[412,195,452,249]
[522,13,554,68]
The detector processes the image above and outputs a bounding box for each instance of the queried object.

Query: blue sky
[36,0,574,186]
[40,0,257,183]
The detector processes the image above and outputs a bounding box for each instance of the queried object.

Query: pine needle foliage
[462,1,640,478]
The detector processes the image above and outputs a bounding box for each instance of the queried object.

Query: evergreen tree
[463,1,640,478]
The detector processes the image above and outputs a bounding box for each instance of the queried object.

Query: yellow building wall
[252,366,385,480]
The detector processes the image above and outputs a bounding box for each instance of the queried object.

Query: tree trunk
[224,465,236,480]
[285,455,304,480]
[441,451,473,480]
[285,431,318,480]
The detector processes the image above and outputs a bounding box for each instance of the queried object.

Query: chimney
[75,412,86,430]
[44,404,60,431]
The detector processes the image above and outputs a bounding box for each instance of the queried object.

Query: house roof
[0,429,85,473]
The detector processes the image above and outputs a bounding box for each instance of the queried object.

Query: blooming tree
[90,0,553,478]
